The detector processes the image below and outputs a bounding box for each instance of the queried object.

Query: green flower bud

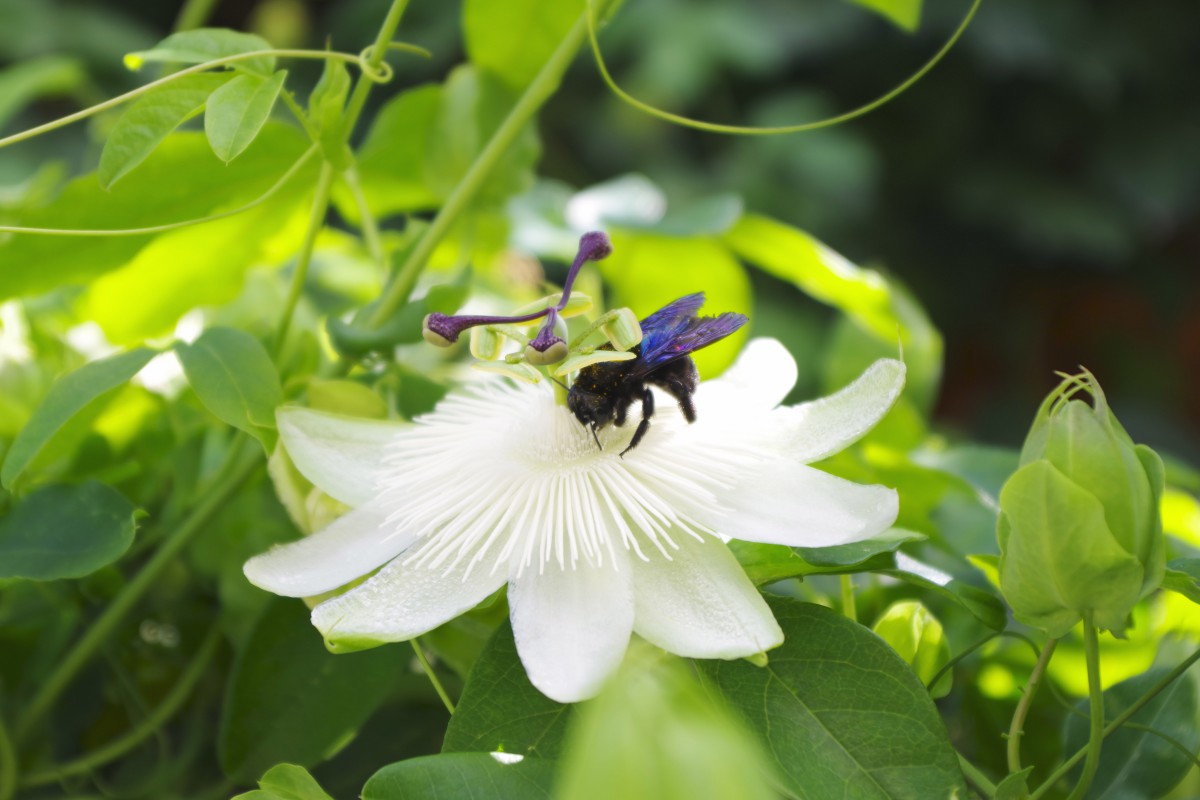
[872,600,952,698]
[997,371,1165,637]
[470,325,503,361]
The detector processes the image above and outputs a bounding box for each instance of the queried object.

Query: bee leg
[620,387,655,457]
[652,360,698,423]
[590,423,603,450]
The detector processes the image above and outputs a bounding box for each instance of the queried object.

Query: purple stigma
[556,231,613,312]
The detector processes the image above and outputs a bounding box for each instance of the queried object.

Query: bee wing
[632,311,748,374]
[638,293,706,331]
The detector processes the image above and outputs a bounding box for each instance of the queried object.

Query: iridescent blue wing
[638,293,706,333]
[632,310,748,375]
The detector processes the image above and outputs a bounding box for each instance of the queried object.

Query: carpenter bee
[568,293,747,456]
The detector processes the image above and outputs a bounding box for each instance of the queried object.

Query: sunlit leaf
[0,481,138,580]
[442,620,573,759]
[205,71,287,163]
[125,28,276,76]
[797,527,926,566]
[231,763,334,800]
[1162,558,1200,604]
[98,72,232,189]
[600,233,751,377]
[0,126,312,302]
[424,66,540,207]
[724,214,942,411]
[362,753,555,800]
[463,0,581,89]
[728,529,921,586]
[1062,666,1199,800]
[176,327,283,450]
[846,0,922,32]
[1,347,156,490]
[219,598,409,782]
[558,644,777,800]
[698,598,968,799]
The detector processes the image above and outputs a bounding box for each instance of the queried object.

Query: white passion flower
[245,339,905,703]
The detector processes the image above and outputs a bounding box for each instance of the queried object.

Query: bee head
[567,388,613,431]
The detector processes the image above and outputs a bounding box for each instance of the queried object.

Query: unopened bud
[872,601,951,698]
[525,337,568,366]
[422,313,461,347]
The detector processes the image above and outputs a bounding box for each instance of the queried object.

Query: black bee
[568,293,747,456]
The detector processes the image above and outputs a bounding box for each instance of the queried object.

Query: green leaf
[600,233,751,377]
[218,598,409,782]
[125,28,276,77]
[205,71,286,163]
[846,0,922,32]
[728,529,923,586]
[176,327,283,450]
[463,0,581,89]
[1062,667,1199,800]
[1,347,157,490]
[725,214,942,411]
[697,598,969,799]
[879,569,1008,631]
[231,763,335,800]
[797,527,926,566]
[424,66,540,207]
[0,481,138,580]
[0,126,312,303]
[557,645,777,800]
[993,768,1033,800]
[442,620,573,759]
[343,84,441,219]
[98,72,232,189]
[362,753,555,800]
[0,56,86,131]
[1162,558,1200,604]
[327,283,470,358]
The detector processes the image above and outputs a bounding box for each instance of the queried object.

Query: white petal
[631,535,782,659]
[700,459,898,547]
[695,337,797,412]
[773,358,905,463]
[244,503,415,597]
[277,407,409,507]
[509,549,634,703]
[310,548,506,645]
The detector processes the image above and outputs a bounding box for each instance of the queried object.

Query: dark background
[4,0,1197,461]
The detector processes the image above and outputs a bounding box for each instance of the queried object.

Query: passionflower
[245,337,905,702]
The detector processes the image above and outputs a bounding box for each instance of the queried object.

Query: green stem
[1064,615,1103,800]
[1007,638,1058,774]
[172,0,220,32]
[19,627,222,788]
[926,632,1001,691]
[957,751,996,798]
[340,0,412,138]
[343,165,387,269]
[274,161,335,355]
[1030,645,1200,800]
[16,442,258,742]
[0,49,379,151]
[0,146,317,237]
[0,712,16,800]
[366,3,608,329]
[410,639,455,715]
[839,574,857,622]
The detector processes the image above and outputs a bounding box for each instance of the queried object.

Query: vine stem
[1007,637,1058,774]
[341,0,411,136]
[839,575,857,622]
[410,639,456,715]
[15,441,259,742]
[1030,645,1200,800]
[957,752,996,798]
[274,161,335,355]
[173,0,219,32]
[343,165,387,269]
[0,49,384,151]
[365,1,612,329]
[19,626,222,788]
[1064,615,1103,800]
